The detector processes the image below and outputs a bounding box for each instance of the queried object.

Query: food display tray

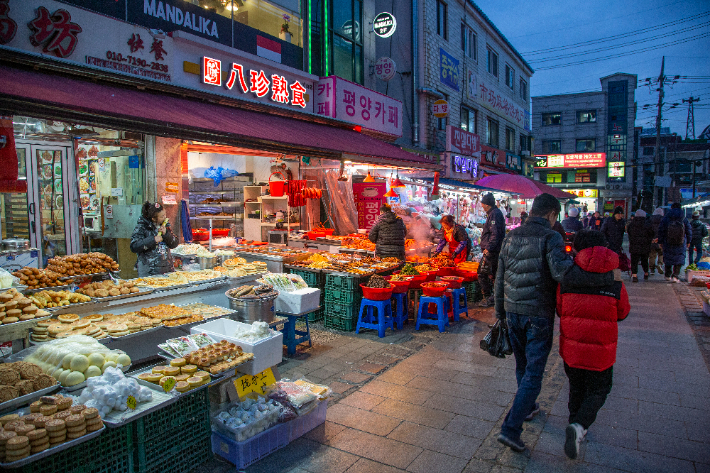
[109,325,164,341]
[97,382,176,427]
[62,364,131,392]
[47,300,100,313]
[90,287,155,302]
[0,425,105,468]
[22,285,73,294]
[154,352,252,379]
[0,383,60,413]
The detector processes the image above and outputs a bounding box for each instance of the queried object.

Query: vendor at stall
[130,201,179,276]
[432,215,470,264]
[368,204,407,259]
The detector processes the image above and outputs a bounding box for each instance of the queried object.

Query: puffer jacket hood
[574,246,619,273]
[379,211,398,224]
[368,211,406,258]
[667,208,683,220]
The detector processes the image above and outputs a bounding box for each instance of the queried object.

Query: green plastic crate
[324,273,363,291]
[289,268,323,288]
[308,307,325,322]
[18,424,133,473]
[324,313,357,331]
[136,435,212,473]
[325,302,359,320]
[135,387,210,442]
[324,286,362,305]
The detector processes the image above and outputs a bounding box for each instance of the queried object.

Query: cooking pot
[2,239,29,251]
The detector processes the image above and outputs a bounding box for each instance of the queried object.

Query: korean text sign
[446,125,481,156]
[439,48,459,91]
[314,76,402,137]
[534,153,606,169]
[352,182,387,230]
[471,73,531,132]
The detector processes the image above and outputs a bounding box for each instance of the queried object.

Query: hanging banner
[353,182,386,230]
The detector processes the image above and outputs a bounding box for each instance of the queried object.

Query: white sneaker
[665,276,671,281]
[671,277,679,283]
[564,423,586,459]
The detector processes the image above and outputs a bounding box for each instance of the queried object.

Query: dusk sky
[475,0,710,138]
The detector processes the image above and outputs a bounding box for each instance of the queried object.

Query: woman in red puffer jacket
[556,230,630,460]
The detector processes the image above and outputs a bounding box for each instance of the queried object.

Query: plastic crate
[289,269,323,288]
[324,286,362,305]
[136,435,211,473]
[324,273,363,291]
[325,301,359,320]
[18,424,133,473]
[324,313,357,331]
[288,400,327,441]
[135,387,210,442]
[211,422,289,470]
[308,307,325,322]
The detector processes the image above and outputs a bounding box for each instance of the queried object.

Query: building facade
[532,73,637,215]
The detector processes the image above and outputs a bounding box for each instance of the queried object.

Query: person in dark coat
[658,203,693,282]
[582,212,592,229]
[588,211,603,231]
[520,211,528,226]
[130,202,179,277]
[689,211,708,264]
[368,204,406,259]
[562,207,584,233]
[600,207,626,254]
[648,208,664,274]
[478,193,506,307]
[626,209,655,282]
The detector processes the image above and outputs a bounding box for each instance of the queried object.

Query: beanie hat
[568,207,580,217]
[635,209,646,218]
[613,206,624,215]
[692,210,700,218]
[653,208,664,216]
[481,193,496,207]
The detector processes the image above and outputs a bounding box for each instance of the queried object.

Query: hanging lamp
[363,171,375,182]
[392,175,406,188]
[384,187,398,198]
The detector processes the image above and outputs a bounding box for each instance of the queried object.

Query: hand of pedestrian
[155,233,163,243]
[613,269,622,281]
[159,225,167,234]
[652,238,658,243]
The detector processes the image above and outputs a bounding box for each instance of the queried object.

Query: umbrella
[476,174,576,200]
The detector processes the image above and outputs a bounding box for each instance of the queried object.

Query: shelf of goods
[231,247,311,274]
[243,187,301,243]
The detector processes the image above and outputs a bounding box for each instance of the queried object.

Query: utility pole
[653,56,665,208]
[683,96,700,140]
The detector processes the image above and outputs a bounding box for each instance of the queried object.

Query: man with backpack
[657,203,692,283]
[689,211,708,265]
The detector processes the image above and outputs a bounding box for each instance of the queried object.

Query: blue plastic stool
[278,313,312,356]
[416,296,448,333]
[391,292,408,329]
[356,298,394,338]
[448,287,468,321]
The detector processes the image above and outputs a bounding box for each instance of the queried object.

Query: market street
[196,274,710,473]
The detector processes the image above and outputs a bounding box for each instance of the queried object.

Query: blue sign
[129,155,140,169]
[439,48,459,91]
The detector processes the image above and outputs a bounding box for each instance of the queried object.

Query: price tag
[126,395,137,410]
[163,377,177,393]
[234,368,276,398]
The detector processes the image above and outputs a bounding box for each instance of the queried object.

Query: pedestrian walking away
[600,207,626,255]
[556,230,630,459]
[658,203,692,282]
[689,210,708,264]
[478,192,505,307]
[626,209,654,282]
[368,203,407,260]
[561,207,584,233]
[649,208,665,274]
[494,193,618,453]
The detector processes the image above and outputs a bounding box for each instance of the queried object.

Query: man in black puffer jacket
[626,209,654,282]
[368,204,406,259]
[600,206,626,254]
[495,194,618,454]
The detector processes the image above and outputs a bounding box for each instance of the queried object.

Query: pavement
[200,272,710,473]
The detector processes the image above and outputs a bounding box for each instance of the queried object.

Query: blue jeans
[500,312,554,442]
[689,242,703,264]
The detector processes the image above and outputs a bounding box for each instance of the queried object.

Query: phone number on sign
[105,51,169,73]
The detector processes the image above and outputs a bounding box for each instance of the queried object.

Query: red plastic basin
[406,274,427,289]
[421,282,448,297]
[211,228,230,238]
[360,284,394,301]
[419,270,438,282]
[386,277,411,294]
[437,267,458,277]
[457,269,478,282]
[440,276,463,289]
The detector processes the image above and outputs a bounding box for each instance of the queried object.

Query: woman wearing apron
[433,215,470,263]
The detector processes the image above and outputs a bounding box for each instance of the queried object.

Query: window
[643,146,654,156]
[543,140,561,153]
[520,79,527,101]
[461,24,476,60]
[330,0,364,84]
[461,106,476,133]
[436,1,447,39]
[546,172,562,184]
[438,93,448,131]
[487,48,498,77]
[486,117,499,147]
[576,110,597,123]
[505,65,514,89]
[519,134,528,152]
[505,127,515,151]
[231,1,303,47]
[576,139,596,152]
[542,112,561,126]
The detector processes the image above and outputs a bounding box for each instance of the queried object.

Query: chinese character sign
[439,48,459,91]
[474,74,530,132]
[353,182,387,230]
[28,6,82,58]
[0,0,18,45]
[314,77,402,137]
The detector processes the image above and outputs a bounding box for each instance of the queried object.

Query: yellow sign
[433,99,449,118]
[234,368,276,398]
[165,182,179,193]
[126,395,137,410]
[163,377,177,393]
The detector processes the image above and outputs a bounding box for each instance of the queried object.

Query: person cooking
[130,202,179,277]
[432,215,470,264]
[368,203,407,259]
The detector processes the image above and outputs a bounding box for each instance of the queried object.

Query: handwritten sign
[162,194,177,205]
[126,395,137,410]
[165,182,179,193]
[234,368,276,398]
[163,377,177,393]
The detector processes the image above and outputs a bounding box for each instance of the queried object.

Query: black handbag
[480,319,513,358]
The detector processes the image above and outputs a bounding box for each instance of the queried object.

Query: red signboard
[481,145,506,168]
[446,125,481,156]
[352,182,386,230]
[535,153,606,169]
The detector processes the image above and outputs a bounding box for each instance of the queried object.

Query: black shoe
[644,273,649,280]
[632,276,638,283]
[524,402,540,421]
[497,433,526,452]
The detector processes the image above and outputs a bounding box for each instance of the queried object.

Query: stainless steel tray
[47,300,100,313]
[23,285,74,294]
[108,325,163,341]
[97,382,176,427]
[154,352,252,378]
[0,383,60,414]
[148,282,193,292]
[0,425,105,467]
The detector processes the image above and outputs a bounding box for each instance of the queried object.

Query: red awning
[476,174,576,200]
[0,64,441,170]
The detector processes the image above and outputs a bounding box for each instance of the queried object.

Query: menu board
[352,182,387,230]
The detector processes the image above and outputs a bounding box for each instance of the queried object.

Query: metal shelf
[189,216,237,220]
[188,202,243,207]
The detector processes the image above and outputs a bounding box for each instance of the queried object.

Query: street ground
[198,270,710,473]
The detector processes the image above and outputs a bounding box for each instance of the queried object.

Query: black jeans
[564,363,613,430]
[478,251,499,299]
[689,242,703,264]
[630,253,649,275]
[665,263,682,278]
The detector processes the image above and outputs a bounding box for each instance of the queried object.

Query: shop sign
[505,153,521,171]
[433,100,448,118]
[373,12,396,38]
[608,162,625,178]
[165,182,178,193]
[201,56,307,108]
[27,6,83,58]
[568,189,598,198]
[481,145,506,167]
[353,182,386,230]
[534,153,606,169]
[105,205,113,219]
[374,57,396,82]
[341,20,361,41]
[451,154,479,178]
[439,48,459,91]
[446,125,480,156]
[234,368,276,397]
[314,76,402,137]
[471,73,530,132]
